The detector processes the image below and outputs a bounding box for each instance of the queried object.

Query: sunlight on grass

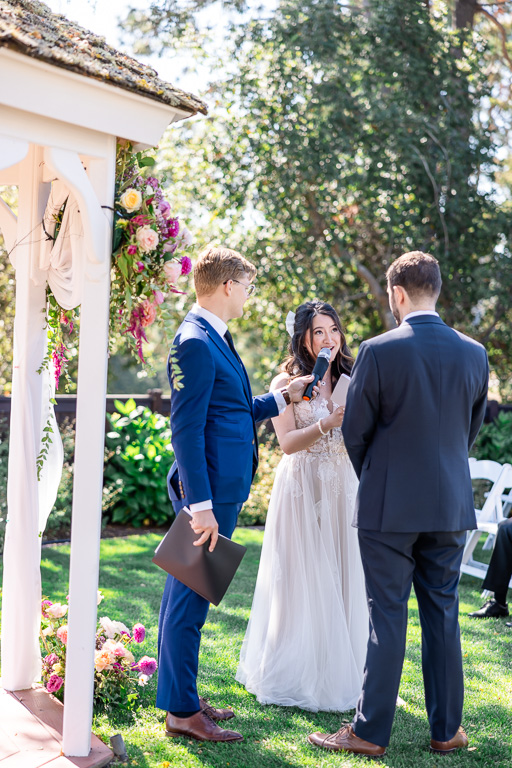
[1,529,511,768]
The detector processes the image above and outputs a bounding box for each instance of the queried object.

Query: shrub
[103,399,174,527]
[471,410,512,465]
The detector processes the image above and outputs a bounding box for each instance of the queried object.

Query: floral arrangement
[40,591,157,713]
[111,141,193,365]
[41,141,193,390]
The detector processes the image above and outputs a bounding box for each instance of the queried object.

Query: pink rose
[47,674,64,694]
[57,625,68,645]
[127,244,138,256]
[163,261,181,285]
[135,226,159,253]
[139,299,157,328]
[136,261,145,272]
[152,290,165,305]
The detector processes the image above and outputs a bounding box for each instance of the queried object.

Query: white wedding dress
[236,397,369,712]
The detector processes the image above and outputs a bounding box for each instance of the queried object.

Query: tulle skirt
[236,450,369,712]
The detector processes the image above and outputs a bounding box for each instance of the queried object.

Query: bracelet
[280,387,291,406]
[318,418,329,436]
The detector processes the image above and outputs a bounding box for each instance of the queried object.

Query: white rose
[47,603,68,619]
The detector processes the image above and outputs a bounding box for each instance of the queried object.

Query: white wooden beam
[62,139,116,757]
[0,49,193,148]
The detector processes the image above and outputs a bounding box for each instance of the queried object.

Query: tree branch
[304,191,396,330]
[476,4,512,70]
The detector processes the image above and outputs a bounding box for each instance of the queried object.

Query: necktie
[224,329,239,359]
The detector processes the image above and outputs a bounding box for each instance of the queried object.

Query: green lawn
[2,529,512,768]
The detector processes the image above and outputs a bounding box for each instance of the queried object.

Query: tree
[124,0,511,390]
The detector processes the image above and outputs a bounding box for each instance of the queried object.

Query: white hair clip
[285,311,296,337]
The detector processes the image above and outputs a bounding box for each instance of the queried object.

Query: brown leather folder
[152,509,247,605]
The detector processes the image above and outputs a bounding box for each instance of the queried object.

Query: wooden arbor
[0,0,206,758]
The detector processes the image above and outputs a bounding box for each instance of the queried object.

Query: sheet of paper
[331,373,351,407]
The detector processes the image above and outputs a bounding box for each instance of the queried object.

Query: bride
[236,300,369,712]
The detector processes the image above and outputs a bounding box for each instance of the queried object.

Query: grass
[1,529,512,768]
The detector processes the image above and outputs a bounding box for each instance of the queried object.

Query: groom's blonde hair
[387,251,442,300]
[193,245,257,297]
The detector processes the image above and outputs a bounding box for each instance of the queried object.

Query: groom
[157,245,312,743]
[309,251,489,757]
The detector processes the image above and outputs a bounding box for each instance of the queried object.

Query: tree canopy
[123,0,512,391]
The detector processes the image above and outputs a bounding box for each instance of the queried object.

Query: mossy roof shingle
[0,0,208,115]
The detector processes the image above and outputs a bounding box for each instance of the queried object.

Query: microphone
[302,347,331,401]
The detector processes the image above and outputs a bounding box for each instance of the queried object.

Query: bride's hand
[322,406,345,432]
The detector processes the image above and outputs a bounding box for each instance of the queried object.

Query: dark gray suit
[342,314,488,747]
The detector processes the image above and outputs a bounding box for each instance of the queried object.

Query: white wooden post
[62,142,116,756]
[1,144,50,690]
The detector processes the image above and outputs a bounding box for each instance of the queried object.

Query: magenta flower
[180,256,192,276]
[153,290,164,305]
[47,674,64,694]
[41,599,53,617]
[44,653,58,667]
[137,655,157,676]
[127,244,137,256]
[167,218,179,238]
[52,343,67,389]
[132,623,146,643]
[136,261,145,272]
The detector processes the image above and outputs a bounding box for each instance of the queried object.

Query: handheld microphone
[302,347,331,401]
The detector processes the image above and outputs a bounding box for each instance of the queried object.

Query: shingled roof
[0,0,208,115]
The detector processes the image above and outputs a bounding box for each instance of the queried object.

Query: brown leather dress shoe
[199,695,235,721]
[430,726,468,754]
[165,711,243,742]
[308,724,386,757]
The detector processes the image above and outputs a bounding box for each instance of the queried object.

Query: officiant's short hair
[194,245,257,296]
[387,251,442,299]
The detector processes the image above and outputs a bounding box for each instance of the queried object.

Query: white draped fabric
[1,173,84,689]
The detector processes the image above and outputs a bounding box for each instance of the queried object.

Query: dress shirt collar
[192,303,228,340]
[402,310,439,323]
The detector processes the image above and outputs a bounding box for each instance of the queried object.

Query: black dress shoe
[468,599,509,618]
[506,622,512,628]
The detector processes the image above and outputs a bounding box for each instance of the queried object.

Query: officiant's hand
[287,374,317,402]
[190,508,219,552]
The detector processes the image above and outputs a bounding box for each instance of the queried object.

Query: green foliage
[471,410,512,464]
[122,0,512,395]
[103,399,174,527]
[239,431,281,526]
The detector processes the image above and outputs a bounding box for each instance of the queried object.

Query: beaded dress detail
[237,397,369,712]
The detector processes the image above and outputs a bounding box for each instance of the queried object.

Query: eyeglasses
[224,278,257,296]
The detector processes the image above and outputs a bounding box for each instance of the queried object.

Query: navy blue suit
[156,311,278,714]
[342,315,488,747]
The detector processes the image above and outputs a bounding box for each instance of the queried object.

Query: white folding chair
[460,460,512,587]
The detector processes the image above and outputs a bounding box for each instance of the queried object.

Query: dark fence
[0,393,510,425]
[0,389,171,425]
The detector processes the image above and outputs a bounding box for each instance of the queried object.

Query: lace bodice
[293,397,348,459]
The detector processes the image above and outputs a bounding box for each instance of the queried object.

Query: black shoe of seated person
[468,599,509,619]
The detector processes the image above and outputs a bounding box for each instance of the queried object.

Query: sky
[45,0,204,95]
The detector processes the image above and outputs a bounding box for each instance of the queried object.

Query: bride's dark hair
[282,300,353,383]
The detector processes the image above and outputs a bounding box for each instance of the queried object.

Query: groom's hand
[287,374,316,402]
[190,508,219,552]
